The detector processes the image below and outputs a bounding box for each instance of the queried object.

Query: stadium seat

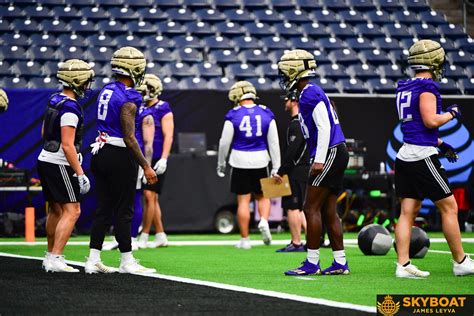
[177,47,203,63]
[207,77,234,90]
[301,22,328,38]
[0,61,12,76]
[136,7,169,21]
[317,64,349,79]
[346,0,376,12]
[29,76,59,88]
[383,23,413,39]
[128,20,158,34]
[208,49,240,64]
[446,51,473,66]
[215,21,245,36]
[11,60,43,77]
[311,9,338,23]
[444,65,468,79]
[1,46,28,61]
[459,78,474,94]
[80,6,110,20]
[274,22,304,38]
[365,9,393,25]
[2,76,29,89]
[41,19,71,33]
[192,62,223,78]
[51,5,81,20]
[329,48,361,66]
[247,77,278,90]
[86,46,114,62]
[418,10,447,25]
[359,49,392,66]
[162,62,196,78]
[183,0,213,8]
[225,63,258,79]
[279,9,312,23]
[1,4,25,19]
[404,0,431,12]
[376,0,404,12]
[322,0,347,11]
[30,33,58,47]
[454,38,474,53]
[378,64,405,80]
[57,46,86,61]
[354,23,385,39]
[289,37,317,50]
[146,47,175,63]
[438,78,461,94]
[234,36,265,50]
[144,0,180,7]
[215,0,241,9]
[223,8,256,23]
[312,77,340,93]
[174,35,202,48]
[27,46,57,61]
[242,0,270,9]
[411,23,440,39]
[256,63,279,79]
[438,37,458,52]
[178,77,209,90]
[115,35,146,49]
[244,22,275,37]
[203,35,234,50]
[23,5,52,18]
[339,9,367,24]
[195,8,227,22]
[156,21,186,36]
[295,0,323,9]
[88,34,117,47]
[239,49,270,64]
[11,18,41,33]
[95,20,127,34]
[1,33,30,46]
[328,23,355,39]
[367,78,396,94]
[107,7,140,21]
[345,37,376,51]
[253,9,282,23]
[438,23,466,39]
[271,0,297,9]
[346,63,379,79]
[391,9,419,24]
[69,19,97,33]
[166,8,196,22]
[96,0,125,7]
[268,50,290,64]
[185,21,216,36]
[338,78,370,93]
[143,35,175,49]
[317,37,347,50]
[372,37,403,52]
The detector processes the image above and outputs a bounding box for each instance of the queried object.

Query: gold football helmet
[408,39,445,81]
[111,46,146,87]
[228,81,257,105]
[138,74,163,101]
[278,49,317,92]
[0,88,8,112]
[56,59,94,97]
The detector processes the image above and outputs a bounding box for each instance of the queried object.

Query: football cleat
[235,239,251,250]
[42,252,51,271]
[276,242,306,253]
[452,255,474,276]
[45,255,80,273]
[285,260,321,276]
[119,259,156,274]
[395,262,430,278]
[147,236,168,248]
[322,260,350,275]
[102,237,119,251]
[85,258,118,274]
[258,220,272,245]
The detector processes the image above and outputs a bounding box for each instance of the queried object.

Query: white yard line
[0,237,472,246]
[0,252,376,314]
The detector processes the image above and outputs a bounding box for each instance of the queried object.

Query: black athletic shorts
[143,158,166,194]
[395,154,452,202]
[281,178,307,211]
[37,160,81,203]
[230,167,268,195]
[308,143,349,194]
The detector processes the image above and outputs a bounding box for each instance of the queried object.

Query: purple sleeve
[126,88,143,106]
[60,100,81,118]
[418,80,439,95]
[159,102,172,119]
[224,109,233,121]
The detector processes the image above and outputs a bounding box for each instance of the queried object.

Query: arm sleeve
[217,120,234,166]
[60,112,79,128]
[313,101,331,163]
[278,121,305,175]
[267,119,281,170]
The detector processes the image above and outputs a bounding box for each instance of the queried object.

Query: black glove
[446,104,461,120]
[438,142,458,163]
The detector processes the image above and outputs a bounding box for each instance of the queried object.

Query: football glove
[438,141,459,163]
[446,104,461,120]
[78,174,90,194]
[153,158,167,175]
[217,163,226,178]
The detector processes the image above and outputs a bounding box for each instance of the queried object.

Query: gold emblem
[377,295,400,316]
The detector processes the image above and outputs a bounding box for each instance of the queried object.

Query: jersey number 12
[239,115,262,137]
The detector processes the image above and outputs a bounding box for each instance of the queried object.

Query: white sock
[259,218,268,226]
[307,248,320,265]
[333,250,346,265]
[241,237,250,242]
[155,232,167,240]
[139,233,149,242]
[89,249,101,262]
[121,251,134,264]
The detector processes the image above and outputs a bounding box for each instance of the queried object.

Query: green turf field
[1,232,473,308]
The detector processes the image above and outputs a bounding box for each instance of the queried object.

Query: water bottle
[379,162,386,174]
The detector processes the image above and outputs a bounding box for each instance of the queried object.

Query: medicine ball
[394,226,430,258]
[358,224,392,255]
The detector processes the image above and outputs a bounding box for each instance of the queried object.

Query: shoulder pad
[232,105,241,110]
[258,104,267,110]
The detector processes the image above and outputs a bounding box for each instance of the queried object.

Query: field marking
[0,237,472,247]
[0,252,376,314]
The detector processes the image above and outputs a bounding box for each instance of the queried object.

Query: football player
[217,81,280,249]
[86,47,157,274]
[274,91,308,253]
[394,40,473,278]
[278,50,349,275]
[37,59,94,272]
[136,74,173,249]
[0,88,8,112]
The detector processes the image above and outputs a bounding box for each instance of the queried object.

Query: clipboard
[260,174,292,198]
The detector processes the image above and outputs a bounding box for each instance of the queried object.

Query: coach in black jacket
[273,91,310,252]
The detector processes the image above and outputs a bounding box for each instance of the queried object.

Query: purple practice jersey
[135,104,152,153]
[149,100,172,159]
[225,104,274,151]
[298,83,345,159]
[396,78,441,147]
[96,81,142,138]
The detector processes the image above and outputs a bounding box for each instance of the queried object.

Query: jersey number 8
[97,89,114,121]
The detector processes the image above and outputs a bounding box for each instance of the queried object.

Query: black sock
[458,255,467,264]
[403,261,411,267]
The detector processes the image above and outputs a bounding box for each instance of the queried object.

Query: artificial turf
[0,232,473,308]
